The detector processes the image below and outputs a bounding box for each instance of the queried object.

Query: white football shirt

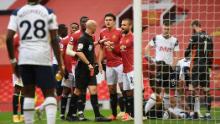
[149,34,179,65]
[8,4,58,66]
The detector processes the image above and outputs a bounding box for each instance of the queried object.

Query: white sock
[45,97,57,124]
[23,97,35,124]
[163,93,170,109]
[39,101,46,111]
[194,96,200,113]
[145,93,156,114]
[190,111,194,116]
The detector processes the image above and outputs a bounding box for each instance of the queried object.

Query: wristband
[10,58,17,64]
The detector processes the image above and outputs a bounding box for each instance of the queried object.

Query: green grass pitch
[0,108,220,124]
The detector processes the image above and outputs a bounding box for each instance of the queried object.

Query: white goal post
[133,0,143,124]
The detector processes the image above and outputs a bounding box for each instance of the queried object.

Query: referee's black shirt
[77,32,95,65]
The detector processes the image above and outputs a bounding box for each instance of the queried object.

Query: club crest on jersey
[70,37,74,42]
[112,35,116,39]
[88,45,93,51]
[126,39,129,43]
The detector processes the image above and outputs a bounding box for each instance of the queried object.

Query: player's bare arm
[50,30,65,74]
[98,45,104,73]
[6,29,19,77]
[172,51,179,68]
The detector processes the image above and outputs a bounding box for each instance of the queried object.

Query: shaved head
[86,20,97,28]
[86,20,97,34]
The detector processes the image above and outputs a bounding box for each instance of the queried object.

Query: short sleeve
[48,13,58,30]
[148,37,156,47]
[8,14,18,32]
[174,40,179,51]
[77,38,85,52]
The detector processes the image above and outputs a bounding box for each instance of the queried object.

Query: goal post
[133,0,143,124]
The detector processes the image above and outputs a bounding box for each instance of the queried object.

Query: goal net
[140,0,220,123]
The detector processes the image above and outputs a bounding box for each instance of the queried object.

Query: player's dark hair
[58,24,66,29]
[191,20,201,27]
[163,19,171,26]
[104,13,116,21]
[122,18,133,25]
[80,16,89,22]
[71,22,79,27]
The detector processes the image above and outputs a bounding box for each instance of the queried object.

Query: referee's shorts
[192,64,210,88]
[75,62,97,89]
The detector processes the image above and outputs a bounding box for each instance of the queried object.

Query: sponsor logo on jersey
[159,46,172,52]
[112,35,116,39]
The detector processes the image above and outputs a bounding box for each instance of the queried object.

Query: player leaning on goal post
[184,20,213,119]
[6,0,64,124]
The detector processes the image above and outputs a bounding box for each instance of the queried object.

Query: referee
[185,20,213,119]
[70,20,111,122]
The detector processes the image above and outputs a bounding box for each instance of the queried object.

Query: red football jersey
[14,34,19,60]
[120,32,134,73]
[100,28,122,67]
[61,35,73,73]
